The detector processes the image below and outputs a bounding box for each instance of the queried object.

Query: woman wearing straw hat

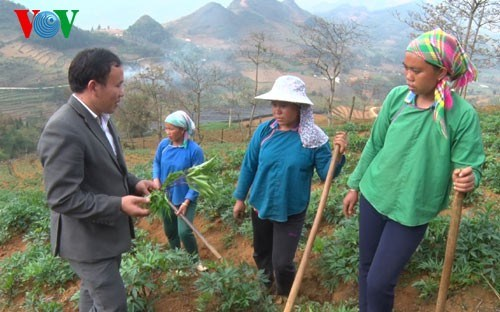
[233,75,347,297]
[342,29,485,311]
[153,110,208,272]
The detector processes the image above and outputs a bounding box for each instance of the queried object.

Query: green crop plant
[184,157,218,198]
[23,291,64,312]
[121,230,195,311]
[482,155,500,194]
[0,242,74,308]
[345,132,369,153]
[412,278,439,299]
[195,262,276,312]
[147,158,218,219]
[0,190,48,244]
[294,299,358,312]
[130,162,152,180]
[410,207,499,298]
[147,189,170,220]
[198,178,234,221]
[316,217,359,291]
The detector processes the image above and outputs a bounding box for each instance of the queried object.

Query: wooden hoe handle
[167,198,223,260]
[435,191,465,312]
[284,144,340,312]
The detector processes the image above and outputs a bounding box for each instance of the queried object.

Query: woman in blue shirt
[153,110,207,271]
[233,75,347,297]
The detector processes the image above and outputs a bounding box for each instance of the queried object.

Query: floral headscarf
[164,110,196,147]
[406,28,477,138]
[299,104,329,148]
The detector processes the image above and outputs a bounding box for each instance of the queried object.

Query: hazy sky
[12,0,417,30]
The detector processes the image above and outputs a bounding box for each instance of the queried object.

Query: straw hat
[255,75,313,105]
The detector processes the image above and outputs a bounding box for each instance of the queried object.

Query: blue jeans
[358,195,428,312]
[251,208,306,295]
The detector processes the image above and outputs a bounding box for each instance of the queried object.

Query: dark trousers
[68,255,127,312]
[163,202,199,260]
[358,195,428,312]
[251,209,306,296]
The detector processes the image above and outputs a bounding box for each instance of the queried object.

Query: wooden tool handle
[435,191,465,312]
[167,199,223,260]
[284,144,340,312]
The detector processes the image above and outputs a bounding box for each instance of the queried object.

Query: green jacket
[348,86,485,226]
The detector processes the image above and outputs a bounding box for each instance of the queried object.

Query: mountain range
[166,0,310,41]
[1,0,420,88]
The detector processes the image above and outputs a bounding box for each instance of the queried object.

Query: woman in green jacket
[342,29,485,312]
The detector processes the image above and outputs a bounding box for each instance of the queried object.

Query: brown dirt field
[135,215,499,312]
[0,42,65,67]
[0,234,26,260]
[1,212,498,311]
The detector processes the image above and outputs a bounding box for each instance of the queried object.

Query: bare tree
[239,32,274,137]
[116,89,151,148]
[395,0,499,70]
[173,53,223,141]
[222,74,254,129]
[296,17,365,127]
[136,66,172,141]
[116,65,173,144]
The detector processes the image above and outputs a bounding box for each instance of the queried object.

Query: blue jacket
[233,120,344,222]
[153,139,204,205]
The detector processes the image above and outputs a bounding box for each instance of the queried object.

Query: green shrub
[410,207,500,298]
[295,299,358,312]
[0,190,48,244]
[130,162,153,180]
[482,155,500,194]
[24,291,64,312]
[195,262,276,312]
[316,218,359,291]
[122,230,195,311]
[346,133,369,153]
[0,242,74,307]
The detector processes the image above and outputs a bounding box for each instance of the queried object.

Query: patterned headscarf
[299,104,329,148]
[406,28,477,138]
[164,110,196,147]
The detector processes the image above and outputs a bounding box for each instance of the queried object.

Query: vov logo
[14,9,79,39]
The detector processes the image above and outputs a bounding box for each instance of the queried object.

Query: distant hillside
[319,2,418,62]
[0,1,167,87]
[0,0,21,42]
[1,0,497,120]
[227,0,311,24]
[166,0,312,47]
[167,3,241,41]
[0,0,413,87]
[124,15,174,46]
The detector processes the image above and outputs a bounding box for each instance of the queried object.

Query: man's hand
[135,180,158,196]
[152,178,161,190]
[121,195,150,217]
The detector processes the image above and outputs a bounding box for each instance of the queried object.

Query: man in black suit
[38,48,156,311]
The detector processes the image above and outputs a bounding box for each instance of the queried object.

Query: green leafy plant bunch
[147,157,218,217]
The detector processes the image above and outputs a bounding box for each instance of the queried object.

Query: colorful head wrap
[299,104,329,148]
[406,28,477,138]
[164,110,196,147]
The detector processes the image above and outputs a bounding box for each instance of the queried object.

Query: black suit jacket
[38,95,139,261]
